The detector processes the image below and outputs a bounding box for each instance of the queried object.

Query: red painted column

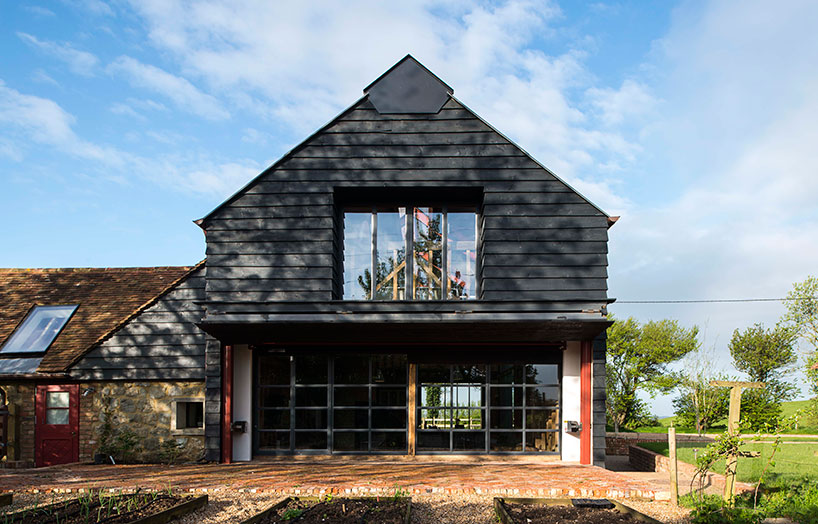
[580,340,593,465]
[221,344,233,464]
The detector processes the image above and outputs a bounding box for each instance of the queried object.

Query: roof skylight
[1,305,77,354]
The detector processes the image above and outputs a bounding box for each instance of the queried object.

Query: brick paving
[0,460,668,500]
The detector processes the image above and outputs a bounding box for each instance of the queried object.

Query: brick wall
[629,444,754,494]
[606,432,714,455]
[0,383,35,467]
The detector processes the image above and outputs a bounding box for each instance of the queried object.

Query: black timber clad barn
[197,56,613,465]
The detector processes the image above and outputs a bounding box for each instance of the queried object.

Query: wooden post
[710,380,764,503]
[669,426,679,505]
[408,363,417,456]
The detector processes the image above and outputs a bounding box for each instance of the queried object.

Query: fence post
[669,425,679,505]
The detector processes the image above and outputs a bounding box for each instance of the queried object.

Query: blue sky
[2,1,817,414]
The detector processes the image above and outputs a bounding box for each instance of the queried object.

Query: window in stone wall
[171,398,204,435]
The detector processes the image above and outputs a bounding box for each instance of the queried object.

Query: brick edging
[7,485,666,501]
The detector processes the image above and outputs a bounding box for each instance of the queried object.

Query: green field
[639,440,818,484]
[627,399,818,434]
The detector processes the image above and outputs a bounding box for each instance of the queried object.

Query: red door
[35,384,79,467]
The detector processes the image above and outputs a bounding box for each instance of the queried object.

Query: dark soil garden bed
[0,491,207,524]
[494,497,663,524]
[242,496,411,524]
[0,493,11,507]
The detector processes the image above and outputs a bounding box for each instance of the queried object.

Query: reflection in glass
[491,431,522,451]
[334,355,369,384]
[334,409,368,429]
[372,387,406,407]
[295,387,328,407]
[453,432,484,450]
[372,431,407,451]
[334,387,369,406]
[489,364,523,384]
[295,410,328,429]
[258,431,290,450]
[526,409,560,429]
[447,213,476,299]
[419,408,450,429]
[295,432,328,450]
[334,431,368,451]
[46,408,69,425]
[372,354,407,384]
[260,387,290,407]
[418,364,449,383]
[375,211,405,300]
[295,355,328,384]
[525,364,559,385]
[417,432,449,451]
[343,212,371,299]
[371,409,406,429]
[258,409,289,429]
[46,392,69,408]
[490,409,522,429]
[526,386,560,407]
[526,431,559,453]
[259,354,290,385]
[413,207,443,300]
[490,387,523,407]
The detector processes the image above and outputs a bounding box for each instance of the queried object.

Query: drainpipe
[580,340,592,465]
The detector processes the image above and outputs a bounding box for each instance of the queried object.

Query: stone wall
[79,381,206,464]
[0,382,35,467]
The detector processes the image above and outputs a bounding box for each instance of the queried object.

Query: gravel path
[1,490,693,523]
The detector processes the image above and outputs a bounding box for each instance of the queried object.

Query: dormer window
[343,207,476,300]
[0,305,77,354]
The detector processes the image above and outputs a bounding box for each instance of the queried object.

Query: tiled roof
[0,265,199,373]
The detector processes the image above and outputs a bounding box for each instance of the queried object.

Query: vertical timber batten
[408,363,417,455]
[580,340,592,465]
[221,344,233,464]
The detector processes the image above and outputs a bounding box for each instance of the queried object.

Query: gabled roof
[0,264,200,373]
[197,54,612,227]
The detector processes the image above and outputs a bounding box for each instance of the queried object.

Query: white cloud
[108,56,230,120]
[586,80,657,127]
[24,6,56,16]
[0,80,251,198]
[17,32,99,76]
[123,0,639,201]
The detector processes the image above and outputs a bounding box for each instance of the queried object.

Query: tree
[728,323,797,429]
[782,276,818,406]
[673,344,730,434]
[606,316,700,432]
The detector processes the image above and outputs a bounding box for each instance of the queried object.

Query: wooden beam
[709,380,765,503]
[710,380,764,389]
[408,363,417,456]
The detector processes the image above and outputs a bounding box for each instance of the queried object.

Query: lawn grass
[628,400,818,434]
[639,440,818,484]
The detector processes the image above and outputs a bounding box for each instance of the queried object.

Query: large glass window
[417,362,560,454]
[342,208,476,300]
[1,305,77,354]
[256,352,408,454]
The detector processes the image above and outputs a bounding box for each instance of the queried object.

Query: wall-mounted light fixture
[82,387,96,397]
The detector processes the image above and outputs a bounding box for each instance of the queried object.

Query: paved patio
[0,459,669,500]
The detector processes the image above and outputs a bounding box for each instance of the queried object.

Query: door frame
[35,384,79,467]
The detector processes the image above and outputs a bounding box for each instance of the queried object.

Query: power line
[617,297,817,304]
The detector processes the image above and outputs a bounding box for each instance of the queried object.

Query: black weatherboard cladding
[70,267,207,380]
[202,82,609,304]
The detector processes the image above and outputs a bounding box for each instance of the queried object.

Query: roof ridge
[0,266,195,272]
